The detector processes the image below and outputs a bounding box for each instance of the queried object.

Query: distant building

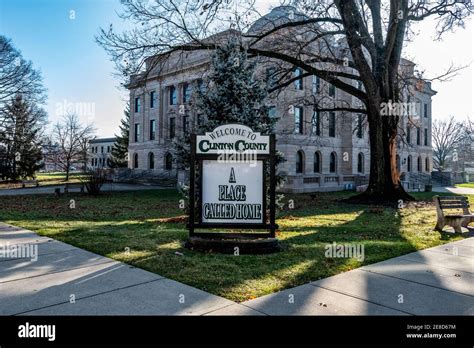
[39,144,60,172]
[89,138,116,169]
[452,133,474,182]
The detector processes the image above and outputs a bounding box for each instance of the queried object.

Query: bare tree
[51,114,95,181]
[432,116,465,171]
[97,0,472,202]
[0,36,46,110]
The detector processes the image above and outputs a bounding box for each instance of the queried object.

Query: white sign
[201,160,263,224]
[196,124,270,155]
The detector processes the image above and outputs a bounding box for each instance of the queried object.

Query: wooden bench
[21,180,39,188]
[64,183,85,193]
[433,195,474,233]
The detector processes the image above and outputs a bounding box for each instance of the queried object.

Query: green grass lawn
[0,172,85,189]
[457,183,474,188]
[0,189,471,302]
[34,172,86,185]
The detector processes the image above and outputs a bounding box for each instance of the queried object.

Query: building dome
[247,6,310,34]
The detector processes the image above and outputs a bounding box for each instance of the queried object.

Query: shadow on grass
[0,189,469,302]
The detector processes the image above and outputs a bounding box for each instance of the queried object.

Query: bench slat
[438,196,467,201]
[440,205,469,209]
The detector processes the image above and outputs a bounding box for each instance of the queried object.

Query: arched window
[330,152,337,173]
[133,153,139,169]
[313,152,321,173]
[357,153,364,173]
[417,156,422,172]
[296,150,304,174]
[425,157,430,172]
[165,153,173,170]
[148,152,155,169]
[407,155,412,172]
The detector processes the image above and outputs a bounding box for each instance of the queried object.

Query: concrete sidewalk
[0,183,166,196]
[1,222,472,315]
[240,238,474,315]
[433,186,474,195]
[0,222,260,315]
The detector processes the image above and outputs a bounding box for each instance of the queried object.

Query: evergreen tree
[173,36,284,170]
[110,104,130,168]
[0,94,46,180]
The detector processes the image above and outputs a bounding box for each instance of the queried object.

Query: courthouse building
[126,6,434,192]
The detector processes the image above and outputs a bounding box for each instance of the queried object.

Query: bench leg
[451,220,463,234]
[461,217,474,228]
[434,217,445,232]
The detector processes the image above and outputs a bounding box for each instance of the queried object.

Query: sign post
[186,124,279,253]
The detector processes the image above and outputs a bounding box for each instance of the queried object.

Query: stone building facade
[89,137,116,169]
[126,6,434,193]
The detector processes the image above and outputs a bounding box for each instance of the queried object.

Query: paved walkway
[0,183,166,196]
[433,186,474,195]
[0,222,472,315]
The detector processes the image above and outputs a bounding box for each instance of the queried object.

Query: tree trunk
[348,99,414,205]
[65,160,70,181]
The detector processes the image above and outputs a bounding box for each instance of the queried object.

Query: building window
[150,91,156,108]
[197,79,204,92]
[424,103,428,118]
[312,111,320,136]
[329,84,336,97]
[313,152,321,173]
[148,152,154,169]
[169,86,177,105]
[312,75,320,93]
[357,114,363,138]
[329,112,336,137]
[268,106,277,118]
[134,96,140,113]
[134,124,140,142]
[101,146,104,153]
[133,153,139,168]
[294,68,303,90]
[165,153,173,170]
[416,128,421,145]
[150,119,156,140]
[197,114,205,126]
[425,157,430,172]
[294,107,303,134]
[266,67,277,88]
[407,155,412,172]
[407,125,411,144]
[182,115,188,134]
[183,83,191,103]
[107,146,110,153]
[169,117,175,139]
[424,128,428,146]
[357,153,364,173]
[417,156,422,172]
[330,152,337,173]
[296,150,304,174]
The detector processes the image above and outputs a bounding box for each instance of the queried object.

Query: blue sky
[0,0,472,138]
[0,0,129,137]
